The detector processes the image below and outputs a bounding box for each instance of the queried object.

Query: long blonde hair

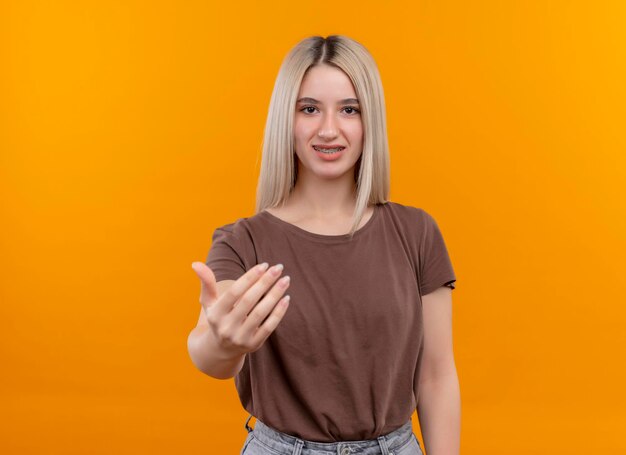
[255,35,390,239]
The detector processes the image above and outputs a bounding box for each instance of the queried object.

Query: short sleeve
[418,210,457,296]
[205,220,255,282]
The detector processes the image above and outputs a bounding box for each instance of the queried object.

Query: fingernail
[259,262,269,271]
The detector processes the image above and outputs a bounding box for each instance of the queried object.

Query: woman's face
[293,64,363,181]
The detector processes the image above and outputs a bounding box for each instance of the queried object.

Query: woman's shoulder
[211,209,278,242]
[211,213,253,240]
[214,208,271,229]
[382,200,430,221]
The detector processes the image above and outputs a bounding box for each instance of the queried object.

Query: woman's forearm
[416,372,461,455]
[187,325,246,380]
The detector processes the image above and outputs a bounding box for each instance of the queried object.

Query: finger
[251,295,291,347]
[191,262,218,304]
[210,262,270,318]
[238,274,290,331]
[231,264,287,319]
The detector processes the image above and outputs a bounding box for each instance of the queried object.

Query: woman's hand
[191,262,291,359]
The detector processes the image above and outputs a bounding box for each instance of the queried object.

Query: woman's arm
[417,286,461,455]
[187,280,247,379]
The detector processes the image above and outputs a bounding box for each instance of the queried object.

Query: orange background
[1,1,625,454]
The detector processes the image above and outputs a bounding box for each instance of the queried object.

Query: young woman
[189,35,460,455]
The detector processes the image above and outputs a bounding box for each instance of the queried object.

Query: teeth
[314,146,344,153]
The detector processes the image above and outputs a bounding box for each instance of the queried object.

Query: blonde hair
[255,35,390,239]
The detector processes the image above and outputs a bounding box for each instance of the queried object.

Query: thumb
[191,262,219,304]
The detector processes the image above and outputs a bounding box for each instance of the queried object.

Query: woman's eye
[299,106,360,115]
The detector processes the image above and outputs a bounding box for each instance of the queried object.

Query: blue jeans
[240,414,424,455]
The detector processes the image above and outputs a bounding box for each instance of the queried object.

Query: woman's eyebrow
[297,97,360,105]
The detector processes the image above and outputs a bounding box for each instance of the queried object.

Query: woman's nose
[318,113,339,138]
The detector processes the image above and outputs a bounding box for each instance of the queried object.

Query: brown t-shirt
[205,201,456,442]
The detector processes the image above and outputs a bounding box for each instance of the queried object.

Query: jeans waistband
[244,414,415,455]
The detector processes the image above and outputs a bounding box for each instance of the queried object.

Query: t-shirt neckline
[260,203,382,243]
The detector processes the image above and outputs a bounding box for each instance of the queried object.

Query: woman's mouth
[313,145,345,154]
[312,145,345,161]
